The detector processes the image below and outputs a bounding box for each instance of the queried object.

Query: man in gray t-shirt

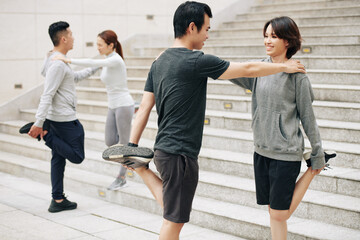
[105,2,305,238]
[145,49,229,160]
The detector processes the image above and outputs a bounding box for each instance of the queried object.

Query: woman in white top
[55,30,134,190]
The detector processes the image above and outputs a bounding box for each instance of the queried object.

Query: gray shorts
[154,150,199,223]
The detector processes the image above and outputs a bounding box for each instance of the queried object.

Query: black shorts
[253,152,301,210]
[154,150,199,223]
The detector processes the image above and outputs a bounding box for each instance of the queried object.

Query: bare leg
[269,168,316,239]
[159,219,184,240]
[135,167,163,207]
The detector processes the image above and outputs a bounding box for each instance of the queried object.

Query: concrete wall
[0,0,254,104]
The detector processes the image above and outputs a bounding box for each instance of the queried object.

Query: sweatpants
[44,119,85,200]
[105,105,134,178]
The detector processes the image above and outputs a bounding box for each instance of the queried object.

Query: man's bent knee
[69,155,84,164]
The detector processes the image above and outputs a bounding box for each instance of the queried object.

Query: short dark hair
[48,21,70,46]
[263,16,302,59]
[173,1,212,38]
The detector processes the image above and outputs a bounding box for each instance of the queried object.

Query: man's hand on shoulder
[284,59,306,74]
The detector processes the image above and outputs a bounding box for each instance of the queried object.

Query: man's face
[63,28,74,50]
[193,14,210,50]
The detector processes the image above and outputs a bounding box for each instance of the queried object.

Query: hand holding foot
[28,125,47,140]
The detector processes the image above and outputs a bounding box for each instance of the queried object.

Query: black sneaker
[19,122,40,141]
[102,144,154,169]
[303,150,336,170]
[48,196,77,213]
[19,120,50,141]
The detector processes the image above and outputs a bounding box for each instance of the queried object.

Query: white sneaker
[107,178,127,190]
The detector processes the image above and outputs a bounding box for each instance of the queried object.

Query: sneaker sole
[107,182,128,191]
[48,205,77,213]
[102,145,154,168]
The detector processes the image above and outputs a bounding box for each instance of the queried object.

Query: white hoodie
[34,51,98,127]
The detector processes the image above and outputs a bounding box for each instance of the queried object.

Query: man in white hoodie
[28,21,98,212]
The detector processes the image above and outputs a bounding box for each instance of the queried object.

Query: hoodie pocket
[252,107,290,152]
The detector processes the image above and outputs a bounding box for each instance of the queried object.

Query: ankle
[55,199,63,203]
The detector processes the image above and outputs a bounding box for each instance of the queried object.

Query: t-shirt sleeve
[144,64,154,92]
[196,54,230,80]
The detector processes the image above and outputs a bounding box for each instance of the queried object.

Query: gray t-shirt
[145,48,229,159]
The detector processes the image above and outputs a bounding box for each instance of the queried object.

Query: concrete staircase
[1,0,360,239]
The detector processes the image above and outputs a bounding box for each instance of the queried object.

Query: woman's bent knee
[269,208,290,222]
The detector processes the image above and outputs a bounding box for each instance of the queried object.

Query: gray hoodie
[230,57,325,170]
[34,51,98,127]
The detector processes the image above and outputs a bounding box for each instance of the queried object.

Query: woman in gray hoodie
[231,16,328,240]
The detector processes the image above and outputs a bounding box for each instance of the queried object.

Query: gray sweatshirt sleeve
[34,63,65,127]
[229,77,255,91]
[73,67,99,83]
[295,75,325,169]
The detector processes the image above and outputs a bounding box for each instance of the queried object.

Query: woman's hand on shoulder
[52,55,70,64]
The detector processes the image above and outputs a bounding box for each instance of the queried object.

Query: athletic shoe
[19,120,50,141]
[303,150,336,170]
[102,144,153,169]
[48,196,77,213]
[107,177,127,190]
[19,122,40,141]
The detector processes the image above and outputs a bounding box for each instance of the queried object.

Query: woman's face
[264,24,288,59]
[97,37,113,55]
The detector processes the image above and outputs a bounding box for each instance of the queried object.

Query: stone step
[222,15,360,29]
[139,122,360,168]
[213,24,360,36]
[0,151,359,240]
[135,43,360,56]
[250,0,360,12]
[76,87,143,104]
[206,34,360,45]
[202,43,360,56]
[127,163,360,230]
[1,122,359,198]
[220,56,360,71]
[19,103,358,145]
[201,110,360,144]
[77,80,360,103]
[125,55,360,70]
[126,66,360,85]
[0,173,245,240]
[75,85,360,124]
[235,5,360,21]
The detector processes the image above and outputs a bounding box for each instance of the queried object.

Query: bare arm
[218,59,305,80]
[129,91,155,145]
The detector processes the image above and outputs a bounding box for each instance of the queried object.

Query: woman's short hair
[263,16,302,59]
